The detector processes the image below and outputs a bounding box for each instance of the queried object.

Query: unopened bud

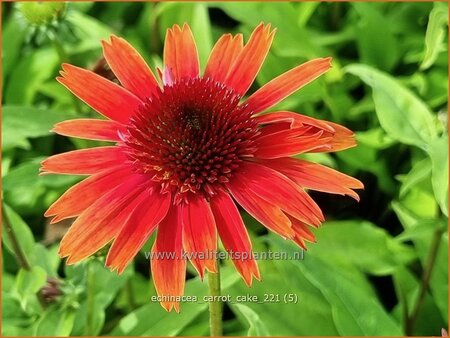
[17,2,67,27]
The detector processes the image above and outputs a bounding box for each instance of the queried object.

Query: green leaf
[308,221,416,275]
[232,304,270,336]
[392,266,446,335]
[2,106,71,151]
[392,202,448,320]
[110,268,239,336]
[215,2,320,58]
[420,3,449,70]
[177,311,210,336]
[401,184,439,219]
[69,260,133,336]
[4,49,58,105]
[2,204,35,265]
[399,158,432,198]
[30,244,61,276]
[36,305,76,336]
[270,236,402,335]
[427,134,449,216]
[346,64,438,149]
[2,15,27,84]
[226,252,339,335]
[15,267,47,297]
[336,144,396,194]
[1,292,35,330]
[190,3,213,69]
[66,11,115,54]
[352,3,399,71]
[356,128,396,150]
[2,157,79,191]
[297,2,320,27]
[299,256,401,335]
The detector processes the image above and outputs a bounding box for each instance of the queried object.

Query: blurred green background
[1,1,448,336]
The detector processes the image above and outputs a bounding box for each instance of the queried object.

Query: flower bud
[17,2,67,27]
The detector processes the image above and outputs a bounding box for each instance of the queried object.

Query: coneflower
[42,22,363,313]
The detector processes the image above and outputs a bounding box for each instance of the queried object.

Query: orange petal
[40,146,127,175]
[59,175,147,264]
[264,157,363,201]
[255,111,335,132]
[151,205,186,312]
[45,166,131,223]
[181,196,217,279]
[57,64,142,123]
[224,23,275,96]
[105,190,171,274]
[52,119,125,142]
[287,215,317,250]
[254,129,332,159]
[245,58,332,114]
[255,111,357,154]
[314,121,357,152]
[235,161,324,227]
[210,190,260,286]
[204,33,243,83]
[227,175,295,239]
[164,23,199,81]
[102,35,160,101]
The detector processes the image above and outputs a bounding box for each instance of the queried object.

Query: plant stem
[85,260,96,335]
[405,226,445,335]
[2,204,31,271]
[208,267,223,336]
[126,278,136,310]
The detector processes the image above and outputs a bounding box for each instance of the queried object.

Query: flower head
[42,23,363,312]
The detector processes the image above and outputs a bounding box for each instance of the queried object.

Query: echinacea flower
[42,22,363,312]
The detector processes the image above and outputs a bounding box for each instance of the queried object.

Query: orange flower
[42,23,363,312]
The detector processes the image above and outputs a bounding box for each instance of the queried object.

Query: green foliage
[2,106,72,150]
[421,2,449,70]
[346,64,438,149]
[1,2,448,337]
[2,204,36,264]
[231,304,270,336]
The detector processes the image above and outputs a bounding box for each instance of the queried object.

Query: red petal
[254,129,332,159]
[204,33,243,83]
[106,190,171,274]
[224,23,275,96]
[59,175,147,264]
[45,166,131,223]
[164,24,199,81]
[227,176,295,239]
[102,35,159,101]
[151,205,186,312]
[52,119,124,142]
[210,190,260,286]
[57,64,142,123]
[254,111,357,155]
[245,58,332,114]
[264,157,363,201]
[235,161,324,227]
[40,146,127,175]
[181,196,217,279]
